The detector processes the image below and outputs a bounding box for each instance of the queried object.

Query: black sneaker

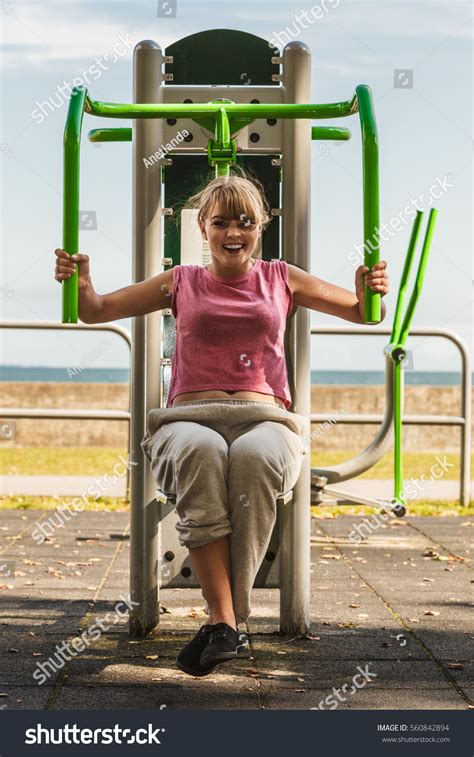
[200,622,240,667]
[175,624,218,677]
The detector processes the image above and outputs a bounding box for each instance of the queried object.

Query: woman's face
[199,202,261,269]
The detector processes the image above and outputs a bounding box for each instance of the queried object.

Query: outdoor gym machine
[59,32,438,636]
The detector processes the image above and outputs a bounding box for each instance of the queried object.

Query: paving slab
[0,686,54,710]
[0,510,472,710]
[258,687,469,710]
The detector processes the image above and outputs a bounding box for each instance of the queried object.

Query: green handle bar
[63,85,380,323]
[62,86,87,324]
[390,209,438,351]
[89,125,351,144]
[387,208,437,507]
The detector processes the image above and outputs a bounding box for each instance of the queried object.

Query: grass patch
[311,501,473,518]
[1,448,128,475]
[0,496,129,511]
[1,448,472,518]
[311,450,473,480]
[1,496,472,518]
[1,447,472,479]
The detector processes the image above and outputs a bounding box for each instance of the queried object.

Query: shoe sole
[200,650,239,666]
[236,640,251,657]
[175,658,218,677]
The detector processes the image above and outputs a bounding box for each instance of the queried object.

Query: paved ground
[1,475,470,500]
[0,510,472,710]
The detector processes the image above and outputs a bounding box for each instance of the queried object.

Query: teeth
[224,244,244,249]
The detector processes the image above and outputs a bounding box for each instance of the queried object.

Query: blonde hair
[181,171,272,232]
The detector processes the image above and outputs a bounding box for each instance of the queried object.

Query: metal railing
[0,321,132,494]
[310,325,471,505]
[1,321,470,504]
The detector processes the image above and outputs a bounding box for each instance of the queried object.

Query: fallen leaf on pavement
[422,548,439,558]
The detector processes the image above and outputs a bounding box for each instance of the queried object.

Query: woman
[54,173,389,678]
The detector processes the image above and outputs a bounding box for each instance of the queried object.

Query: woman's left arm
[288,261,389,324]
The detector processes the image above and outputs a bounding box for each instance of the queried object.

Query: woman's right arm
[54,249,174,323]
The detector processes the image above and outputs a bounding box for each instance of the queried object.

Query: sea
[0,366,469,386]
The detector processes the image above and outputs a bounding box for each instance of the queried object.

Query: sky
[0,0,472,375]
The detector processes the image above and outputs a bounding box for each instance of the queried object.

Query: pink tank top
[167,259,293,409]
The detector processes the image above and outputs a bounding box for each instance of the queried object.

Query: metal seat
[155,490,293,507]
[154,488,295,589]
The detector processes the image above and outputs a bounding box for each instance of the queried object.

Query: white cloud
[1,0,471,71]
[241,0,473,42]
[0,1,175,68]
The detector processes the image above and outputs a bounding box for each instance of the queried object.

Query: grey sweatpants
[140,399,310,625]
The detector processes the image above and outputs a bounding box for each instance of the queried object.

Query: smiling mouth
[223,244,245,253]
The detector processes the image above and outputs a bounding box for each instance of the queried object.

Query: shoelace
[192,626,212,646]
[210,627,230,642]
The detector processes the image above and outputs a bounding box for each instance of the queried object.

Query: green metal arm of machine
[63,85,380,323]
[63,86,87,324]
[383,208,438,509]
[390,209,438,351]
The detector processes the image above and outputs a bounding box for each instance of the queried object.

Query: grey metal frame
[0,320,132,493]
[129,41,164,636]
[127,38,315,636]
[279,42,312,635]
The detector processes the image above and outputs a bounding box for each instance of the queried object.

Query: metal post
[129,40,164,635]
[460,339,471,507]
[280,41,312,635]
